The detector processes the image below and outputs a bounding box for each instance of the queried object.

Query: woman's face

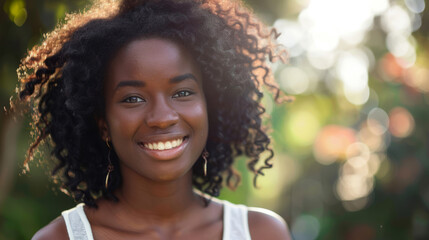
[101,38,208,182]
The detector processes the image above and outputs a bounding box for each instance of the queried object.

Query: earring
[202,148,209,176]
[105,137,114,189]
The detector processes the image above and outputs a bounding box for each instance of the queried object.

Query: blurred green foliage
[0,1,87,239]
[1,0,429,240]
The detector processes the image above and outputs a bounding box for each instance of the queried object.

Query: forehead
[107,38,200,82]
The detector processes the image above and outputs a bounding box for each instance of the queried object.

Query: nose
[144,96,179,129]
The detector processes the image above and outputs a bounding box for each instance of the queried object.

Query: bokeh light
[346,142,371,160]
[284,109,321,148]
[291,214,320,240]
[367,108,390,136]
[388,107,415,138]
[336,172,374,202]
[357,122,385,152]
[5,0,27,27]
[313,125,356,165]
[379,53,405,80]
[405,0,425,14]
[406,66,429,93]
[380,5,412,35]
[279,67,310,94]
[336,51,369,93]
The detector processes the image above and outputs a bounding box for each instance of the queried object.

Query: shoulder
[31,216,69,240]
[247,207,292,240]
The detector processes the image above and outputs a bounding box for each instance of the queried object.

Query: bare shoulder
[248,207,292,240]
[32,216,69,240]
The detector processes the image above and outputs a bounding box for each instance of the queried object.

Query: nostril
[145,104,179,128]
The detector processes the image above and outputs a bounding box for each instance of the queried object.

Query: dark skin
[32,38,291,240]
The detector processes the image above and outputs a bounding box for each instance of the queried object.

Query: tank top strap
[222,200,252,240]
[61,203,95,240]
[61,200,251,240]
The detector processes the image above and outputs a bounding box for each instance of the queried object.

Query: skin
[32,38,291,240]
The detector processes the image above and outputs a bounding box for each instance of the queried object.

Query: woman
[17,0,291,239]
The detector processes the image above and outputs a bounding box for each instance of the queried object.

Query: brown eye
[123,96,145,103]
[173,90,193,98]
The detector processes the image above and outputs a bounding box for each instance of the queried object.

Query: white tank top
[61,200,251,240]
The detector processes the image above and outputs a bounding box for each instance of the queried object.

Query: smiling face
[101,38,208,182]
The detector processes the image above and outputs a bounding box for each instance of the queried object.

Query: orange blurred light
[388,107,415,138]
[313,125,356,165]
[379,53,404,81]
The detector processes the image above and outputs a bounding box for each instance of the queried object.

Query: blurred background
[1,0,429,239]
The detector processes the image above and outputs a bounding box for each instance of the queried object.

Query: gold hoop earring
[105,137,110,149]
[202,148,209,177]
[105,138,114,189]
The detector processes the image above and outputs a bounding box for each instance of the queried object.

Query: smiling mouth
[139,136,188,151]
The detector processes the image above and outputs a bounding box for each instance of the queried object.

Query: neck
[114,165,202,220]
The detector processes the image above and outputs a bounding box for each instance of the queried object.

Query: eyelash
[122,90,194,103]
[173,90,194,98]
[123,96,145,103]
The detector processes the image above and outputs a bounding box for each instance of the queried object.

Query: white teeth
[143,138,184,150]
[158,142,165,150]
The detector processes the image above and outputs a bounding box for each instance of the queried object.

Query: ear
[97,117,109,140]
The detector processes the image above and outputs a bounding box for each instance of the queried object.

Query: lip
[137,136,189,161]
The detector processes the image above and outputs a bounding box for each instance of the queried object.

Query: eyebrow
[170,73,198,84]
[115,80,145,90]
[115,73,198,90]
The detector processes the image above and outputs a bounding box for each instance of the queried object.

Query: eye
[173,90,193,98]
[123,96,145,103]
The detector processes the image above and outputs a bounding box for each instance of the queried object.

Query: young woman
[17,0,291,239]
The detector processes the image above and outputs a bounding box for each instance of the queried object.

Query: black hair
[17,0,286,207]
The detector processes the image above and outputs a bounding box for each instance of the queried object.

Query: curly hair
[17,0,286,207]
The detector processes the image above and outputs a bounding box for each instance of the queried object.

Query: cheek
[107,107,141,142]
[187,102,208,136]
